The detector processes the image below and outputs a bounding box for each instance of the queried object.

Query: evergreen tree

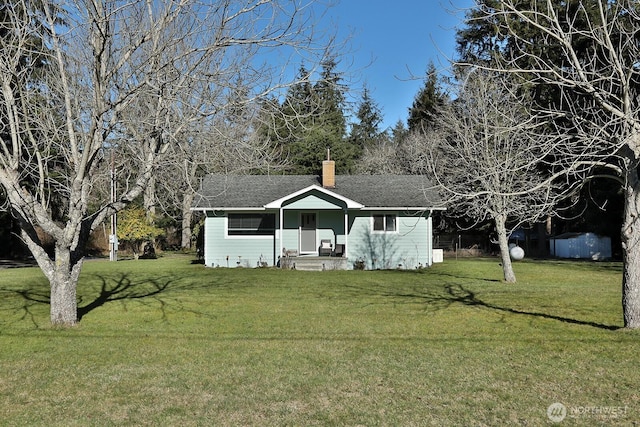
[263,57,355,174]
[407,62,448,133]
[349,85,384,151]
[282,63,315,128]
[390,119,408,146]
[314,56,347,138]
[455,0,612,108]
[455,0,506,66]
[454,0,640,325]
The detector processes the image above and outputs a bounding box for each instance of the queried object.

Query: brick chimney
[322,148,335,188]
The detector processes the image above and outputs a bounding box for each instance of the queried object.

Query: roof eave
[192,205,447,212]
[360,206,446,211]
[191,207,267,211]
[264,184,364,209]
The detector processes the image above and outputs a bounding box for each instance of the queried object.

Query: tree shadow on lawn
[346,271,619,331]
[3,273,187,324]
[3,268,271,326]
[436,282,617,331]
[77,273,173,320]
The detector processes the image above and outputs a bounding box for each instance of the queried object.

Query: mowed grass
[0,255,637,426]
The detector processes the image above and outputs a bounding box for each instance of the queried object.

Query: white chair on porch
[319,239,333,256]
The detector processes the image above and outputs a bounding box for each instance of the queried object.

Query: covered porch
[267,185,363,270]
[276,209,350,270]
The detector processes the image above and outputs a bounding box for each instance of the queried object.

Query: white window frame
[371,213,398,234]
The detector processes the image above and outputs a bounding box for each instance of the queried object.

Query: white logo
[547,402,567,423]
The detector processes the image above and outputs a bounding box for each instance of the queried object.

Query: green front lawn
[0,256,636,425]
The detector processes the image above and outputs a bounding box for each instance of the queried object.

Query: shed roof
[193,174,443,210]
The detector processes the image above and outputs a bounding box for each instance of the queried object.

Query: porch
[279,255,349,271]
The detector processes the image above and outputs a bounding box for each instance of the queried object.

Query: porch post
[344,208,348,258]
[426,210,433,267]
[279,207,284,263]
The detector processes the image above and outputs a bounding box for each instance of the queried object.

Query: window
[372,214,396,232]
[228,213,275,236]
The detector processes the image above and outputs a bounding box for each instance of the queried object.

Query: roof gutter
[190,207,267,212]
[191,206,446,212]
[360,207,446,211]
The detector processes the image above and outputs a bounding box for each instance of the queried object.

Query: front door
[300,212,317,253]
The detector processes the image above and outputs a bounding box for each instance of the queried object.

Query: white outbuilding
[549,232,611,260]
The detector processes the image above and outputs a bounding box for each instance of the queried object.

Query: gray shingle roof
[193,174,443,209]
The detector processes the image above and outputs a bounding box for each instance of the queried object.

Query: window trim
[225,212,276,239]
[371,213,398,234]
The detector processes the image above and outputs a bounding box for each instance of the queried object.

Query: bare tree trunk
[49,246,83,325]
[622,165,640,328]
[0,0,336,327]
[144,175,157,219]
[495,215,516,283]
[462,0,640,328]
[181,192,194,249]
[20,225,84,326]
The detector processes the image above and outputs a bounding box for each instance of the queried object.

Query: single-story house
[549,232,612,260]
[192,160,444,270]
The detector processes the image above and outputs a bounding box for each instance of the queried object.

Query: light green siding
[281,211,299,255]
[202,206,434,269]
[281,210,346,255]
[285,194,335,210]
[347,211,432,269]
[204,212,279,268]
[283,190,347,210]
[318,211,346,245]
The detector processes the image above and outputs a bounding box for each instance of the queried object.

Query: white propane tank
[510,245,525,260]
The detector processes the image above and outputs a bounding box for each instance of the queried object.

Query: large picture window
[372,214,397,232]
[228,213,275,236]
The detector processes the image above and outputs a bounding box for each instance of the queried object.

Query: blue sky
[325,0,474,130]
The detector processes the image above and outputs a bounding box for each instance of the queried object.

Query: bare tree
[154,110,285,249]
[464,0,640,327]
[421,70,558,282]
[0,0,332,326]
[355,139,405,174]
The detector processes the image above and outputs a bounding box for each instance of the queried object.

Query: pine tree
[271,57,353,174]
[407,62,448,133]
[349,85,384,150]
[390,119,408,146]
[453,0,640,324]
[314,56,347,138]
